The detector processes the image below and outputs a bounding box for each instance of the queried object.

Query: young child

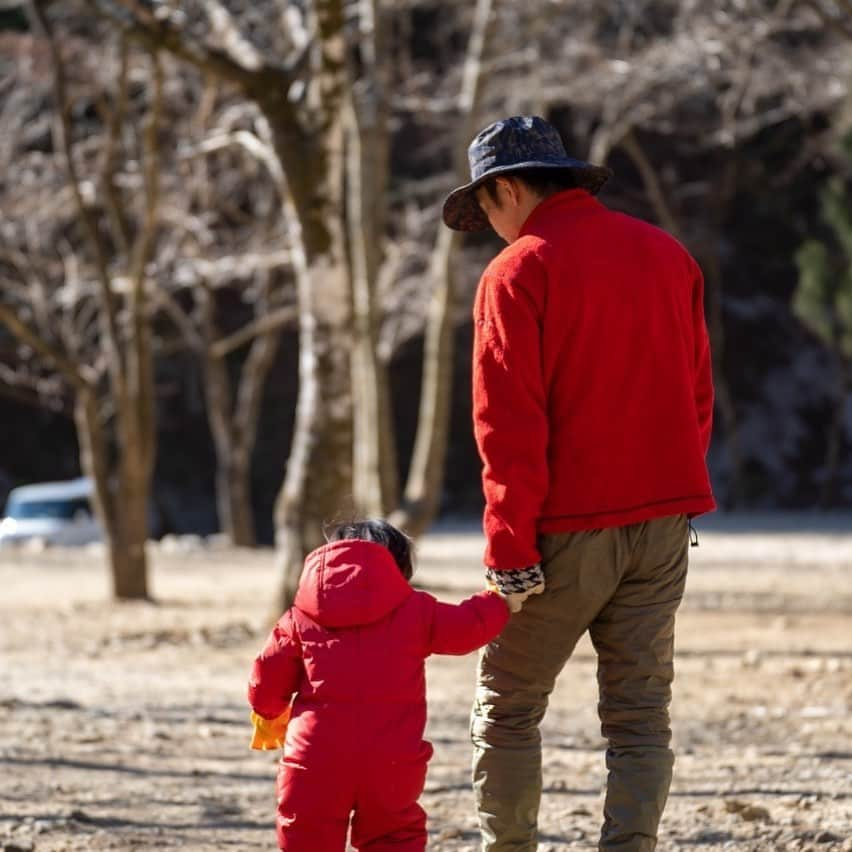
[247,519,510,851]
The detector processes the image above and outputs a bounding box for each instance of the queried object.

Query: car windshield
[5,497,91,521]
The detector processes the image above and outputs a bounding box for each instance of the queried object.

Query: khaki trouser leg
[471,515,688,852]
[471,527,632,851]
[591,515,688,851]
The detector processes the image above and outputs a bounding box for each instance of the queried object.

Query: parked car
[0,477,102,547]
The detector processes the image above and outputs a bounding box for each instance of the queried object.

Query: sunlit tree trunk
[268,0,354,611]
[346,27,398,516]
[391,0,495,537]
[30,2,163,599]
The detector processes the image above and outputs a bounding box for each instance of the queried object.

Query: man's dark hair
[326,518,414,580]
[482,168,577,205]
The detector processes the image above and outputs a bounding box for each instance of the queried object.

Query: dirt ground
[1,516,850,851]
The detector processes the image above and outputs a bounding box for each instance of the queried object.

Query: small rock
[4,842,35,852]
[741,649,762,668]
[68,808,95,824]
[739,804,771,822]
[816,831,840,844]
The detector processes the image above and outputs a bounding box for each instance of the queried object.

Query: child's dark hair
[326,519,414,580]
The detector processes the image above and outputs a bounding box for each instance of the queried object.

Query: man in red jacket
[442,116,715,851]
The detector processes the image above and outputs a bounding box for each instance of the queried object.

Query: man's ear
[499,176,523,207]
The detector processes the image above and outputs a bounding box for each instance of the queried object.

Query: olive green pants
[471,514,689,852]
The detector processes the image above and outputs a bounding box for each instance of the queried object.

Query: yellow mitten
[250,708,291,751]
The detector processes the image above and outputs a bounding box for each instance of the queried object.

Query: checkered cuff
[485,564,544,595]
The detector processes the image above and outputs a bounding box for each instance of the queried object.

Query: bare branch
[0,303,92,391]
[29,0,127,384]
[154,289,204,352]
[86,0,266,85]
[174,249,292,286]
[203,0,264,71]
[181,128,287,194]
[209,304,297,358]
[98,36,132,257]
[85,0,309,108]
[128,48,164,471]
[232,279,282,449]
[620,130,683,240]
[128,50,163,296]
[0,362,70,410]
[801,0,852,38]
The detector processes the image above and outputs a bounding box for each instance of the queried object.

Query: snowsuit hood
[293,540,413,628]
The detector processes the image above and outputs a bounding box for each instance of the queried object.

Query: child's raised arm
[248,609,303,720]
[427,590,509,656]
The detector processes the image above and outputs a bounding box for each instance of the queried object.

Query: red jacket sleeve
[427,590,509,655]
[247,610,303,720]
[473,247,549,570]
[691,261,714,455]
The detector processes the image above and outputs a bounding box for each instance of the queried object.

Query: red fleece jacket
[248,540,508,768]
[473,189,715,570]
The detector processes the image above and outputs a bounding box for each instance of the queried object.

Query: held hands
[485,564,546,613]
[249,707,291,751]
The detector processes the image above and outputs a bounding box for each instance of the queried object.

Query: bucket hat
[442,115,613,232]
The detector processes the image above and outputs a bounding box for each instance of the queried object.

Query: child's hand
[485,565,545,613]
[249,708,291,750]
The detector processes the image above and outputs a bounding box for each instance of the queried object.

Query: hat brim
[441,160,613,232]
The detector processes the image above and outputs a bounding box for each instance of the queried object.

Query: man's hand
[485,564,545,613]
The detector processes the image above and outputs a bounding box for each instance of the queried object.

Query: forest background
[1,0,851,605]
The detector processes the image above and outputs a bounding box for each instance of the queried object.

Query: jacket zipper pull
[688,519,699,548]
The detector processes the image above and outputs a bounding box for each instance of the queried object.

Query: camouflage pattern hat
[442,115,613,232]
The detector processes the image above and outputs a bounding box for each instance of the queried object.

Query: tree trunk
[73,385,148,599]
[346,0,398,518]
[390,226,459,536]
[347,94,398,517]
[103,49,161,600]
[264,0,354,613]
[73,389,121,587]
[216,454,256,547]
[204,349,240,544]
[83,0,351,607]
[391,0,495,536]
[273,258,354,612]
[228,325,283,547]
[112,462,150,600]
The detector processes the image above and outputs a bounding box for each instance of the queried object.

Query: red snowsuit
[248,539,509,851]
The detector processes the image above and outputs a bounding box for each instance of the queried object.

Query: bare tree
[165,102,297,547]
[0,8,164,599]
[340,0,499,536]
[84,0,357,609]
[389,0,497,536]
[346,0,398,518]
